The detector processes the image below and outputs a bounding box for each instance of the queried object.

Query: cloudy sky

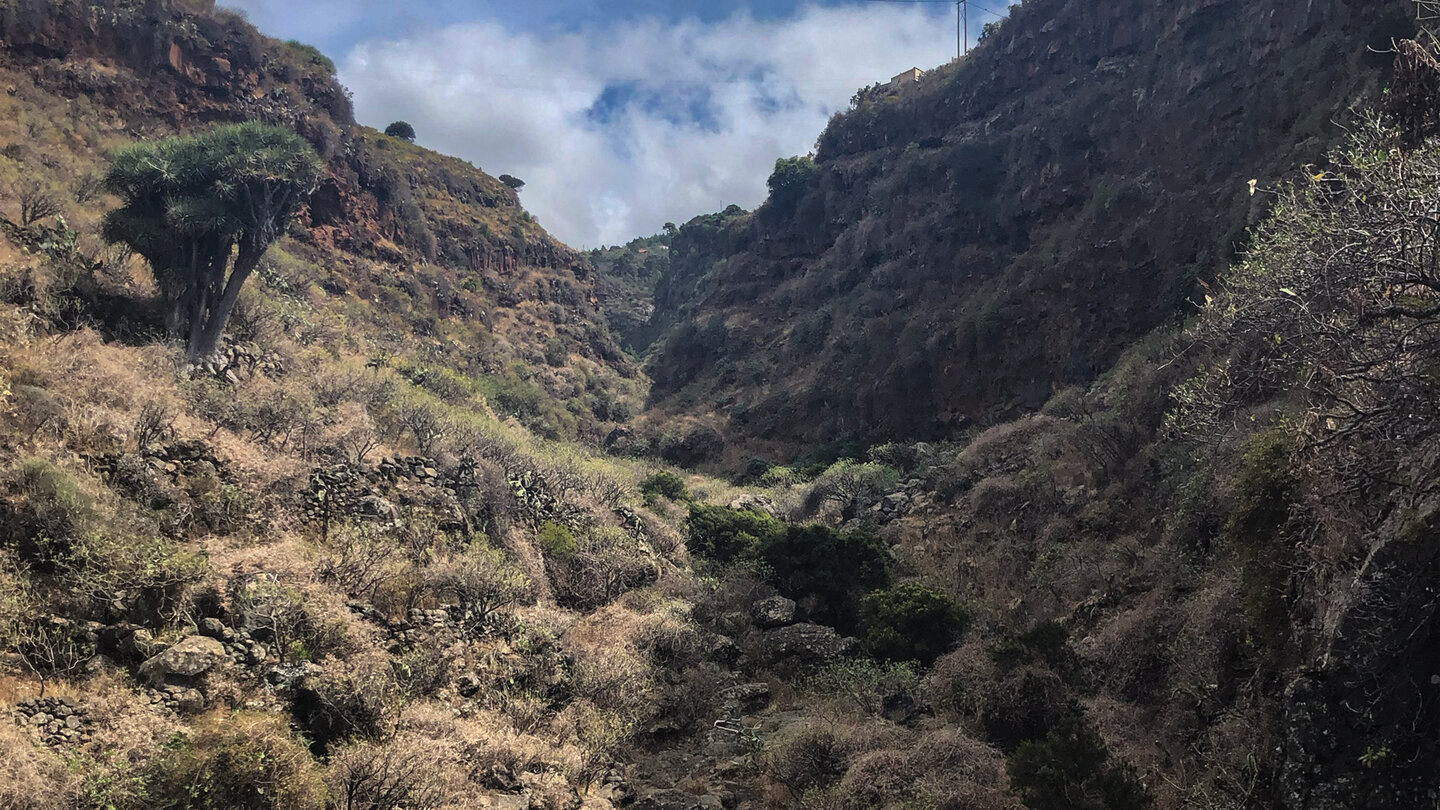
[223,1,980,247]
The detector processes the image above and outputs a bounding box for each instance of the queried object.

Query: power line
[864,0,1010,59]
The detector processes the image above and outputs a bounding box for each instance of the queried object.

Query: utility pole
[958,0,968,58]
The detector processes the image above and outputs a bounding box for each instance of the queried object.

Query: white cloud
[337,5,956,247]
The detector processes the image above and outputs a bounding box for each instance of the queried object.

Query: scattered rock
[14,696,92,747]
[705,634,741,667]
[751,596,797,629]
[199,617,233,642]
[760,623,857,665]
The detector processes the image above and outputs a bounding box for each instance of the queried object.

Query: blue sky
[224,1,970,246]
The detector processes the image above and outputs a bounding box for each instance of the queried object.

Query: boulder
[137,635,228,684]
[199,617,233,642]
[172,687,206,714]
[705,634,741,667]
[727,493,779,517]
[751,596,797,629]
[718,682,771,714]
[760,623,857,665]
[127,628,163,659]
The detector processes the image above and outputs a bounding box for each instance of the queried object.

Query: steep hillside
[588,231,672,355]
[3,2,1440,810]
[643,0,1415,457]
[0,0,640,443]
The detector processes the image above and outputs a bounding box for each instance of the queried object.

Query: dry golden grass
[0,720,74,810]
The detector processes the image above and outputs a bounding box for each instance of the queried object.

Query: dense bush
[1007,707,1151,810]
[430,540,530,635]
[548,526,657,610]
[1224,428,1299,641]
[536,521,577,560]
[987,620,1071,670]
[65,530,207,624]
[766,155,817,213]
[802,460,902,519]
[806,657,920,717]
[639,470,690,505]
[860,583,968,666]
[383,121,416,142]
[758,524,893,629]
[685,503,782,564]
[5,458,95,569]
[147,711,328,810]
[292,664,403,753]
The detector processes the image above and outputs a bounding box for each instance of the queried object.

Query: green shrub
[383,121,416,142]
[860,583,968,666]
[7,458,95,568]
[541,336,568,366]
[147,711,328,810]
[640,471,690,505]
[1224,428,1299,642]
[765,155,817,213]
[802,460,902,518]
[685,503,782,564]
[536,521,577,560]
[65,531,208,624]
[1007,706,1151,810]
[1224,428,1297,547]
[0,552,32,651]
[757,524,893,629]
[988,620,1071,670]
[805,657,920,716]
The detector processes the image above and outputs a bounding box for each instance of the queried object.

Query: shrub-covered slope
[642,0,1414,456]
[0,0,640,444]
[3,2,1440,810]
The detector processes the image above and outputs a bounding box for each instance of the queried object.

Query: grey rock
[727,493,778,517]
[122,628,161,661]
[199,618,232,641]
[137,635,228,684]
[760,623,857,664]
[706,634,741,667]
[719,682,771,714]
[172,688,206,714]
[751,596,797,629]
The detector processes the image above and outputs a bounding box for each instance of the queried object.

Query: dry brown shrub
[924,637,999,724]
[453,707,584,792]
[1165,573,1245,713]
[1076,591,1178,702]
[828,727,1022,810]
[294,651,404,749]
[79,671,186,756]
[147,710,327,810]
[967,474,1028,521]
[0,720,73,810]
[761,717,904,802]
[328,733,464,810]
[319,522,408,602]
[957,415,1064,476]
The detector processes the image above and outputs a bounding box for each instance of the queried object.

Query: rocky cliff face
[644,0,1415,454]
